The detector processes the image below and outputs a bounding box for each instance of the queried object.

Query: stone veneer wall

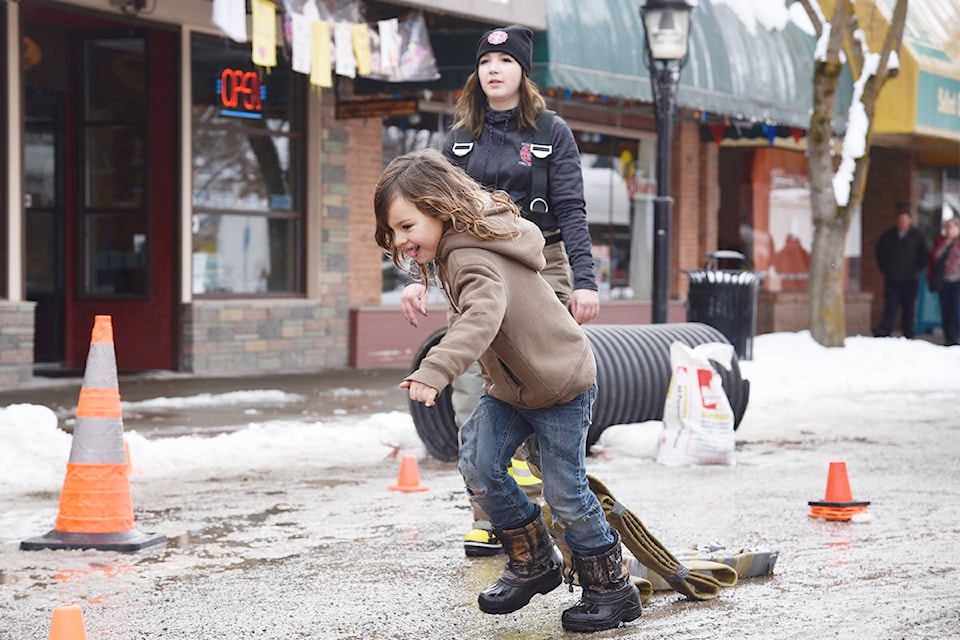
[0,301,36,385]
[179,299,347,376]
[757,291,874,336]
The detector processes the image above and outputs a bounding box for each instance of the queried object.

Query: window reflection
[84,213,148,295]
[190,35,304,296]
[191,214,300,294]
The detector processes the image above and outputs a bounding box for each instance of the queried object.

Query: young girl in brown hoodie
[373,148,641,632]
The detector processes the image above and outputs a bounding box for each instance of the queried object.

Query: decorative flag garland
[210,0,437,84]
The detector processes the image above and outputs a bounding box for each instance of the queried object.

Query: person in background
[928,215,960,346]
[375,149,641,632]
[874,205,929,339]
[398,25,600,557]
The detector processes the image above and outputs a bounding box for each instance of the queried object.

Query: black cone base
[20,529,166,552]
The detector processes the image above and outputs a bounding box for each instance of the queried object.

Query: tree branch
[795,0,823,38]
[875,0,908,85]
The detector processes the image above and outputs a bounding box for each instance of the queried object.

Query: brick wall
[343,110,385,307]
[757,290,874,336]
[673,120,705,298]
[179,299,343,376]
[699,139,720,281]
[0,301,35,385]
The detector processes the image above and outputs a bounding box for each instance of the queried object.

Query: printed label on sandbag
[656,341,736,466]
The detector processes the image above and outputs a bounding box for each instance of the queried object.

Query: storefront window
[918,167,960,238]
[579,134,654,301]
[190,35,304,295]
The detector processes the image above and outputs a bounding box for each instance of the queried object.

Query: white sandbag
[656,341,736,467]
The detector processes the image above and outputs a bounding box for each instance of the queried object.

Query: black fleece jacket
[875,226,929,282]
[442,108,596,292]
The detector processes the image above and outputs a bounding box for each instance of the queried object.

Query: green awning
[533,0,852,130]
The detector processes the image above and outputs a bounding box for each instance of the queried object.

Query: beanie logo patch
[487,30,509,45]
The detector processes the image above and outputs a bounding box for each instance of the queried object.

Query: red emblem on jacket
[519,143,533,166]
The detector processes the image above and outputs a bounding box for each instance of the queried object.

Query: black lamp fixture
[640,0,693,324]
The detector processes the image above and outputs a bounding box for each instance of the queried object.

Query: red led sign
[218,68,264,118]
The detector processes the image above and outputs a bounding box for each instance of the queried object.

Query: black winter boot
[561,532,642,632]
[477,505,563,614]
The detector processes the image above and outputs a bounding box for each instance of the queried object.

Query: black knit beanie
[475,25,533,75]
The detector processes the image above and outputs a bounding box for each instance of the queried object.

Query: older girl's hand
[570,289,600,325]
[400,283,429,327]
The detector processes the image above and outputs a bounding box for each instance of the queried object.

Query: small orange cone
[21,315,165,552]
[808,461,870,521]
[48,604,87,640]
[388,455,429,492]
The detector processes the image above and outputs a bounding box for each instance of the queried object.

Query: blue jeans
[458,382,615,556]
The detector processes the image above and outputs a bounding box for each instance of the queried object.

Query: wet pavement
[1,370,960,639]
[0,368,412,437]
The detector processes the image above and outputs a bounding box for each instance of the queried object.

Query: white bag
[656,341,736,467]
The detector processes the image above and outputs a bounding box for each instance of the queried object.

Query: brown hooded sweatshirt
[404,200,596,409]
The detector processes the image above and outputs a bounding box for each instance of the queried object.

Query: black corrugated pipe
[408,322,751,462]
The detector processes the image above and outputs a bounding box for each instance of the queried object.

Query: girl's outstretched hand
[400,379,439,407]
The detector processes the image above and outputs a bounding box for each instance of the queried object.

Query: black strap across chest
[450,110,556,224]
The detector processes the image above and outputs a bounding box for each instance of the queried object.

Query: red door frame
[67,28,178,372]
[21,2,180,373]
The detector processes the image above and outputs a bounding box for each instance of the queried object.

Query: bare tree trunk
[810,207,853,345]
[806,1,850,346]
[802,0,908,347]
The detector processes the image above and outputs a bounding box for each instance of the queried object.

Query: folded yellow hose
[543,474,731,601]
[587,474,730,600]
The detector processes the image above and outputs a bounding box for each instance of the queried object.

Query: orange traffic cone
[388,455,429,492]
[807,460,870,521]
[21,315,166,552]
[48,604,87,640]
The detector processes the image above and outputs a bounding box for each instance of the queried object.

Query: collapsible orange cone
[48,604,87,640]
[388,455,429,492]
[21,315,165,552]
[807,461,870,521]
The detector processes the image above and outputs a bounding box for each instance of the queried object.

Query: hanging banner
[364,12,439,82]
[311,20,333,88]
[352,23,372,76]
[251,0,277,68]
[334,22,357,78]
[291,13,313,74]
[212,0,247,43]
[378,18,401,76]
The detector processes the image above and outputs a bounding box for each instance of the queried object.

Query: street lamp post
[640,0,693,324]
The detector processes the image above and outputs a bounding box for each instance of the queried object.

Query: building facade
[1,0,955,386]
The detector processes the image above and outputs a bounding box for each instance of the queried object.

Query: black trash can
[685,251,762,360]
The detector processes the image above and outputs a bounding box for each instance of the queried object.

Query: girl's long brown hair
[374,149,520,286]
[452,71,547,139]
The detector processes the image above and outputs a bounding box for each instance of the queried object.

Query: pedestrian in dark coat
[875,206,929,338]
